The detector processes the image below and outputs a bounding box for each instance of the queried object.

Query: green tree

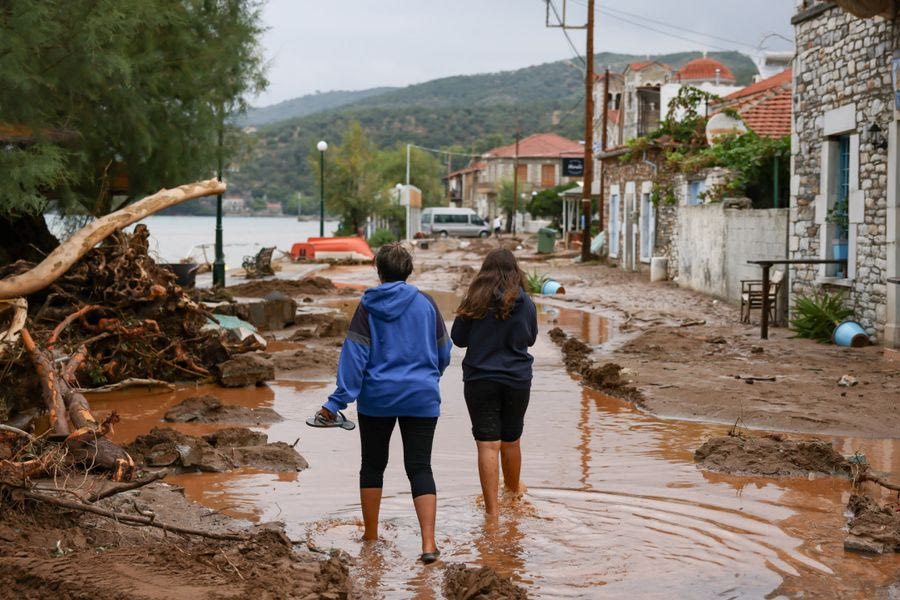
[527,182,577,221]
[315,121,385,234]
[0,0,267,263]
[375,144,447,208]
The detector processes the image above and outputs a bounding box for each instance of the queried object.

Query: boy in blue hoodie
[317,243,451,564]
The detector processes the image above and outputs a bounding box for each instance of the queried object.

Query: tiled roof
[673,57,736,83]
[723,68,791,100]
[712,69,792,139]
[444,161,485,179]
[483,133,583,159]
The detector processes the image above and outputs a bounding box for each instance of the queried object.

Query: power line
[407,143,482,158]
[567,0,779,52]
[546,0,586,68]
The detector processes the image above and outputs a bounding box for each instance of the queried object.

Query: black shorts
[463,380,530,442]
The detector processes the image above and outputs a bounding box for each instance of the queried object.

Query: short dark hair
[375,242,413,282]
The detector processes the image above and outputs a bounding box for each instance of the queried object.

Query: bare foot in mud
[503,481,528,499]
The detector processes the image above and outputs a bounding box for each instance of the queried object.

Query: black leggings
[358,414,437,498]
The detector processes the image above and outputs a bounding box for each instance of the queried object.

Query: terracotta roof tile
[712,69,792,139]
[673,57,736,83]
[483,133,583,159]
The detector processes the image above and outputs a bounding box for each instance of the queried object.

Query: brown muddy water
[89,292,900,599]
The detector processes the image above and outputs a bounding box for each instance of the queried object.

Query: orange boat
[291,236,375,262]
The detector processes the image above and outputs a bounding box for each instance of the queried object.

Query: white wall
[676,205,788,304]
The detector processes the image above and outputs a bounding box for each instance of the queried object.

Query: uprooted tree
[0,180,226,484]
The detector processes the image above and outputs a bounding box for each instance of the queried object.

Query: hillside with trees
[238,87,397,127]
[229,51,758,206]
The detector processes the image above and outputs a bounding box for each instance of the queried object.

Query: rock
[838,374,859,387]
[218,353,274,387]
[164,395,281,424]
[127,427,308,473]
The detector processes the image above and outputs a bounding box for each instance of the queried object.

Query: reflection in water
[97,288,900,598]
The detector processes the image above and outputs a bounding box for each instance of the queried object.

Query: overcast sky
[255,0,795,107]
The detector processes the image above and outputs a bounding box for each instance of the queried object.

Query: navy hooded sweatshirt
[450,289,537,389]
[324,281,452,418]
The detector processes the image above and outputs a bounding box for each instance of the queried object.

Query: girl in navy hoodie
[451,249,537,517]
[317,243,451,564]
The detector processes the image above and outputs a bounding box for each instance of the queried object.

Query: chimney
[715,68,721,85]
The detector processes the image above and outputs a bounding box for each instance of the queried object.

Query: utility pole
[213,117,225,287]
[599,66,609,230]
[580,0,594,263]
[511,127,520,235]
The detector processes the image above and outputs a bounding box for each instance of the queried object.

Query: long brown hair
[456,248,526,320]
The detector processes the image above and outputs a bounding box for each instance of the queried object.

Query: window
[541,164,555,187]
[516,164,528,183]
[687,180,705,205]
[450,214,468,223]
[640,193,655,262]
[470,216,485,226]
[421,213,432,225]
[827,134,851,276]
[608,193,620,257]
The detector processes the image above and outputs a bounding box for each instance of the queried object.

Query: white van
[421,207,490,238]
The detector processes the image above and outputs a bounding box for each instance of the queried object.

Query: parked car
[421,207,490,238]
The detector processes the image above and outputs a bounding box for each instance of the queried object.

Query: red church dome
[674,57,736,84]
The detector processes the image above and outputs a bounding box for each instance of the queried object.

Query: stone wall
[790,1,898,339]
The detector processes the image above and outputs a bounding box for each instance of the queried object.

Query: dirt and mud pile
[0,225,230,419]
[164,394,281,424]
[442,563,528,599]
[548,327,630,392]
[226,275,352,298]
[694,434,852,477]
[844,493,900,554]
[0,483,350,599]
[127,427,307,473]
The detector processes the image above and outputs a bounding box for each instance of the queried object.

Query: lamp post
[212,121,225,287]
[317,140,328,237]
[395,182,405,241]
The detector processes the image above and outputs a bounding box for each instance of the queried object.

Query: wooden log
[20,328,69,436]
[23,490,250,541]
[87,469,167,502]
[0,179,225,299]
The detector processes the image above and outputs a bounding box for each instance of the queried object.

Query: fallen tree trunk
[20,328,69,436]
[0,179,225,299]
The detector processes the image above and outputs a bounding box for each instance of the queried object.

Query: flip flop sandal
[305,410,356,431]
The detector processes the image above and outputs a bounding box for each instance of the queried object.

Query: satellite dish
[706,112,748,145]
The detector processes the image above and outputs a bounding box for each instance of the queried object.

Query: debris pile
[693,434,852,477]
[0,225,229,417]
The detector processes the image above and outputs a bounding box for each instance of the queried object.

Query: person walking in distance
[314,243,452,563]
[451,248,537,517]
[493,215,503,237]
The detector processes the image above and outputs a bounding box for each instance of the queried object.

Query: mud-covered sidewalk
[517,257,900,439]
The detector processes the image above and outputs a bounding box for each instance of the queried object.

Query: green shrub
[368,228,397,248]
[790,292,854,343]
[525,271,550,294]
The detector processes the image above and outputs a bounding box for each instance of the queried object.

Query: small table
[747,259,848,339]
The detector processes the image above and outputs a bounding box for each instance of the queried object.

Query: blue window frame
[835,135,850,241]
[687,180,705,205]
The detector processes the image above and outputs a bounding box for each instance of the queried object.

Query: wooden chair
[740,269,784,324]
[242,246,275,278]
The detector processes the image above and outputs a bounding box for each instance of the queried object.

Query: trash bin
[537,228,557,254]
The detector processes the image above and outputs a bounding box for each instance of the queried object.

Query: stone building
[789,0,899,346]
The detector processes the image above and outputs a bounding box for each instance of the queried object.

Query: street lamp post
[317,140,328,237]
[213,122,225,287]
[395,183,405,241]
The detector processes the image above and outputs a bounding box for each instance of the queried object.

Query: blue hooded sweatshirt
[323,281,452,418]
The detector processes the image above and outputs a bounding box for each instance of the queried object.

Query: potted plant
[827,195,849,277]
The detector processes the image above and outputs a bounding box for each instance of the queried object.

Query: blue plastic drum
[541,280,566,295]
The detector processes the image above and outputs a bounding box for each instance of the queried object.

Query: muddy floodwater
[89,293,900,599]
